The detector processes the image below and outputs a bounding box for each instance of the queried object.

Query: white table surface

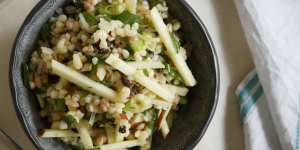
[0,0,253,149]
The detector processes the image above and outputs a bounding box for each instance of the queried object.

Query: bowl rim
[9,0,220,149]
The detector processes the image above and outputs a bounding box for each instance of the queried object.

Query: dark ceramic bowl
[9,0,219,149]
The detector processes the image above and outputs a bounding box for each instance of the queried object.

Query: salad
[23,0,196,149]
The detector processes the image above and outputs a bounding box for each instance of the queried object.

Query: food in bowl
[22,0,196,149]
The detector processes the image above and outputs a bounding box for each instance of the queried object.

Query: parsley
[40,21,53,41]
[64,115,77,128]
[111,10,143,25]
[143,69,149,77]
[82,12,98,25]
[170,32,180,53]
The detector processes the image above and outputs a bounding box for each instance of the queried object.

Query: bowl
[9,0,219,149]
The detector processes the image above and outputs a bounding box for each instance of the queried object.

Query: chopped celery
[112,10,143,25]
[79,13,91,31]
[129,36,145,52]
[51,60,117,100]
[41,129,79,138]
[94,140,141,150]
[77,122,93,149]
[160,119,169,138]
[105,55,175,102]
[82,12,98,25]
[150,8,196,86]
[163,84,189,96]
[125,0,137,14]
[96,2,125,15]
[128,60,165,69]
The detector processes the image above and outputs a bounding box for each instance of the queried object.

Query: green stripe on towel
[238,73,259,104]
[240,85,264,120]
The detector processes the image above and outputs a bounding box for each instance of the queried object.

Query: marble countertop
[0,0,253,149]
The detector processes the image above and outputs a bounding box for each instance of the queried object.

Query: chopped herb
[96,2,125,16]
[124,100,133,112]
[28,63,37,72]
[179,97,188,105]
[163,62,184,85]
[143,69,149,77]
[55,98,66,112]
[35,82,51,93]
[111,10,143,25]
[170,32,180,53]
[40,21,53,41]
[64,115,77,128]
[90,52,107,75]
[82,12,98,25]
[48,98,66,112]
[73,0,84,9]
[149,109,159,131]
[94,114,104,123]
[100,80,113,87]
[37,95,45,109]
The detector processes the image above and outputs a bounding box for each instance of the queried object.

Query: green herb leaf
[96,2,111,15]
[96,2,125,16]
[149,109,159,131]
[143,69,149,77]
[179,97,188,105]
[35,82,51,93]
[101,80,113,88]
[163,62,184,85]
[55,98,66,112]
[111,10,143,25]
[170,32,180,53]
[64,115,77,128]
[124,100,133,112]
[90,56,105,75]
[94,114,104,123]
[82,12,98,25]
[40,21,53,41]
[37,95,45,109]
[73,0,84,9]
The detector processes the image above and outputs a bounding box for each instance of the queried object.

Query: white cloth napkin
[234,0,300,150]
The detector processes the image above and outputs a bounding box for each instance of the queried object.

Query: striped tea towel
[234,0,300,149]
[236,70,281,150]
